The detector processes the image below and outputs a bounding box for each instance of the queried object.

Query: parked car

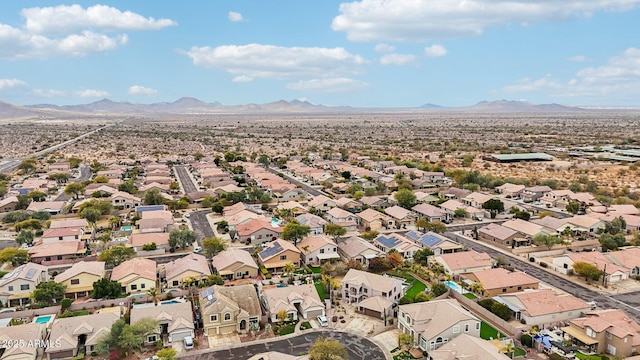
[317,315,328,327]
[193,246,202,253]
[183,336,194,350]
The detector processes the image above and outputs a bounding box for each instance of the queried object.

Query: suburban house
[502,219,555,239]
[551,252,629,283]
[235,218,283,245]
[397,299,481,353]
[411,203,452,223]
[0,196,18,213]
[607,247,640,278]
[404,230,463,254]
[295,213,327,235]
[461,268,539,296]
[325,207,359,231]
[111,257,157,294]
[258,239,302,274]
[109,191,142,209]
[496,183,526,198]
[84,184,118,197]
[261,284,325,322]
[439,199,485,220]
[39,227,84,244]
[563,309,640,357]
[384,205,416,229]
[360,196,393,209]
[130,302,194,345]
[428,333,511,360]
[0,322,47,360]
[276,201,308,216]
[564,215,606,234]
[46,312,120,360]
[542,190,575,208]
[163,253,211,288]
[211,249,259,281]
[521,185,552,202]
[439,187,472,200]
[461,192,493,209]
[307,194,336,213]
[334,197,362,212]
[336,236,384,266]
[296,234,339,266]
[128,232,170,252]
[430,250,493,276]
[342,269,405,304]
[200,284,262,336]
[494,289,591,326]
[28,241,86,264]
[356,208,394,231]
[0,262,48,307]
[26,201,66,215]
[372,233,422,259]
[49,218,88,230]
[54,261,105,299]
[478,223,527,248]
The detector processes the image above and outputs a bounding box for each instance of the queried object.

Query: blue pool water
[161,300,180,305]
[444,280,463,293]
[34,315,52,324]
[121,226,133,231]
[534,334,552,348]
[276,284,287,288]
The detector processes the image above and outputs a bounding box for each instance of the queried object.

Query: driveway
[178,330,387,360]
[188,210,214,243]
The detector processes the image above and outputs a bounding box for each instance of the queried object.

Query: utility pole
[602,264,607,288]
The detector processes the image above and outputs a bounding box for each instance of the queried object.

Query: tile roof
[49,218,88,229]
[502,219,548,237]
[201,284,261,317]
[258,239,300,262]
[262,283,324,315]
[111,257,157,282]
[236,218,282,237]
[41,227,82,239]
[429,333,510,360]
[469,268,538,290]
[295,213,327,228]
[399,299,479,340]
[342,269,404,294]
[129,232,170,247]
[0,262,47,287]
[384,205,413,220]
[130,301,194,332]
[570,309,640,340]
[336,236,383,258]
[435,250,493,272]
[478,223,519,240]
[55,261,105,283]
[165,253,211,280]
[327,207,354,219]
[357,208,392,223]
[412,203,448,217]
[47,312,120,353]
[211,249,259,272]
[509,289,591,317]
[297,235,337,254]
[28,241,85,258]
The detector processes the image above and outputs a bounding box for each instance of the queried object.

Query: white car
[185,213,191,218]
[183,336,194,350]
[317,315,328,327]
[144,356,159,360]
[193,246,202,253]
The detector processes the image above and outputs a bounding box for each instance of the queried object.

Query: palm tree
[147,288,159,306]
[108,216,121,231]
[500,339,515,359]
[470,281,485,296]
[283,262,296,281]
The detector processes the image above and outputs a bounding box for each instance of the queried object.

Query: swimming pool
[33,315,53,324]
[120,226,133,231]
[444,280,463,294]
[161,300,181,305]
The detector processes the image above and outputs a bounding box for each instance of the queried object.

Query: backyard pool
[33,315,54,324]
[444,280,463,294]
[161,300,181,305]
[120,226,133,232]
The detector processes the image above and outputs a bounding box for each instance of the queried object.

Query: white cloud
[186,43,367,79]
[228,11,244,22]
[128,85,157,95]
[424,44,447,58]
[380,53,415,65]
[568,55,586,62]
[33,88,66,97]
[232,75,254,83]
[0,78,28,90]
[332,0,640,42]
[0,5,175,60]
[21,4,176,34]
[374,43,395,53]
[502,48,640,102]
[286,78,368,92]
[76,89,110,98]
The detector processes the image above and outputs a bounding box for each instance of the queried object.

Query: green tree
[308,336,349,360]
[413,248,434,266]
[394,188,417,209]
[482,199,505,219]
[203,236,228,257]
[144,189,165,205]
[533,234,562,250]
[15,230,35,246]
[573,262,602,282]
[566,201,581,215]
[430,282,448,297]
[0,248,29,266]
[424,221,447,234]
[80,207,102,239]
[64,182,85,200]
[118,318,159,351]
[157,348,177,360]
[48,173,70,184]
[193,152,205,161]
[31,281,66,306]
[324,223,347,239]
[454,208,467,218]
[68,157,82,168]
[282,219,311,246]
[258,154,270,167]
[118,180,138,194]
[605,217,627,235]
[91,278,123,299]
[98,245,135,266]
[94,175,110,183]
[204,274,225,286]
[169,229,197,250]
[30,210,51,221]
[211,201,224,214]
[360,230,378,240]
[1,211,31,224]
[27,190,47,202]
[142,243,157,251]
[353,190,365,200]
[60,297,72,311]
[14,219,43,232]
[201,196,216,208]
[15,195,31,210]
[415,217,429,232]
[169,181,180,191]
[95,319,126,354]
[599,233,626,251]
[18,158,37,174]
[77,199,112,214]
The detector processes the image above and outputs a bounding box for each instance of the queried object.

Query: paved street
[266,166,326,197]
[189,210,214,243]
[445,231,640,323]
[179,330,387,360]
[175,165,198,193]
[54,165,93,201]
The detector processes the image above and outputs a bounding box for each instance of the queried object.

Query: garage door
[363,308,382,319]
[170,329,194,343]
[305,308,324,319]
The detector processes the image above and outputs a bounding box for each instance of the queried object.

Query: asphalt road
[0,159,21,174]
[175,165,198,194]
[444,231,640,323]
[54,165,93,201]
[266,166,326,197]
[179,330,387,360]
[189,210,214,243]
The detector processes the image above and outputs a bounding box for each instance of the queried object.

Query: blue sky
[1,1,639,107]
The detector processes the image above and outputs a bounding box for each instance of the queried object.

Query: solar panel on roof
[405,231,421,240]
[137,205,165,212]
[259,241,283,258]
[420,234,443,247]
[25,268,37,279]
[376,236,401,248]
[200,288,214,299]
[206,297,217,307]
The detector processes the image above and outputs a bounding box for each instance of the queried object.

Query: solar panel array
[404,230,422,241]
[419,234,444,247]
[375,235,401,248]
[259,241,283,258]
[136,205,165,213]
[201,288,217,307]
[25,268,37,279]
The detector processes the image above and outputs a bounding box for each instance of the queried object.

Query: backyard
[314,281,326,301]
[480,321,505,340]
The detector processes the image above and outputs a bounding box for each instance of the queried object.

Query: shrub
[539,262,548,268]
[521,333,533,348]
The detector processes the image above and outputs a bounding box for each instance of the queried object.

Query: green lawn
[463,293,477,299]
[576,353,609,360]
[70,310,90,317]
[480,321,505,340]
[314,282,326,301]
[308,266,323,274]
[403,280,427,299]
[279,323,296,336]
[300,321,311,330]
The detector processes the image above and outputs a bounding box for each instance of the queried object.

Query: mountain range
[0,97,622,120]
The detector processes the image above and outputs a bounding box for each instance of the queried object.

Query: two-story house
[296,235,339,266]
[563,309,640,357]
[258,239,302,274]
[307,195,337,214]
[398,299,481,353]
[0,322,47,359]
[200,284,261,336]
[38,227,84,244]
[295,213,327,235]
[128,233,170,253]
[342,269,405,304]
[0,263,48,307]
[211,249,259,281]
[384,205,416,229]
[372,233,421,259]
[111,257,157,294]
[163,253,211,288]
[261,284,325,322]
[54,261,105,299]
[325,207,358,231]
[411,203,452,223]
[131,301,194,345]
[109,191,142,209]
[235,218,283,245]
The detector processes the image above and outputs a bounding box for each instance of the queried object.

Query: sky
[1,1,640,108]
